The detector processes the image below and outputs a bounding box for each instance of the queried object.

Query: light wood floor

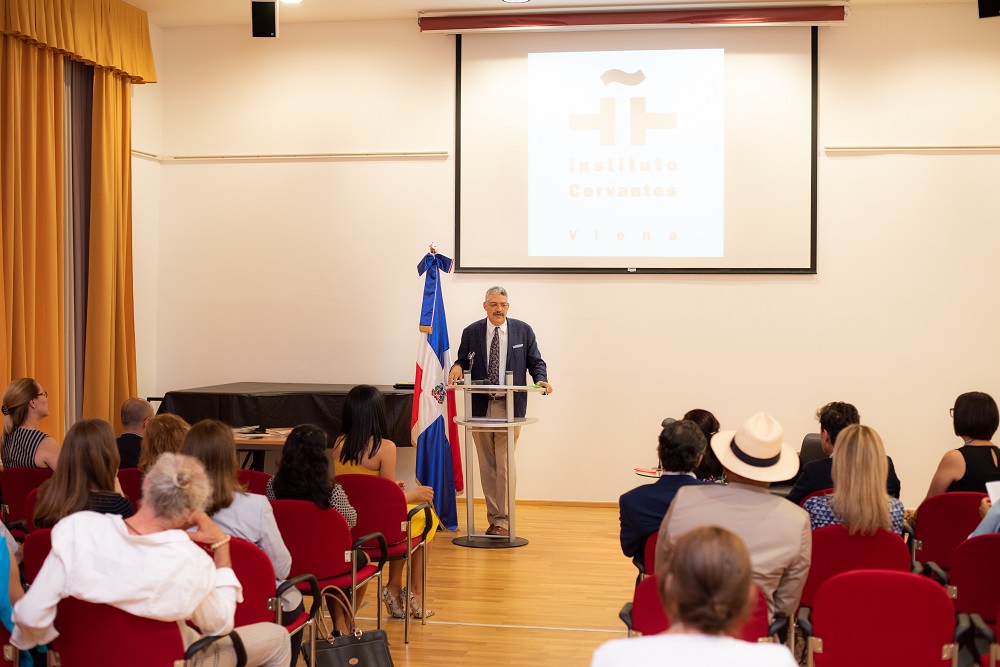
[300,502,635,667]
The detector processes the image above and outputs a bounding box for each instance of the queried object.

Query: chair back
[800,525,911,610]
[25,487,40,533]
[0,467,53,526]
[642,531,658,577]
[949,534,1000,623]
[631,576,773,642]
[810,570,957,666]
[228,537,280,626]
[49,597,186,667]
[800,434,826,466]
[22,528,52,583]
[337,474,409,546]
[799,487,834,508]
[117,467,144,509]
[237,469,272,496]
[914,492,987,570]
[270,499,354,581]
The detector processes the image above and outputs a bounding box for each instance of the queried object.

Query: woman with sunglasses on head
[1,378,60,470]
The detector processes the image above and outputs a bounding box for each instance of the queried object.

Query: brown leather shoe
[493,526,509,536]
[485,525,497,535]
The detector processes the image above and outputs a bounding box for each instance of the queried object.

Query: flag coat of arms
[412,252,463,530]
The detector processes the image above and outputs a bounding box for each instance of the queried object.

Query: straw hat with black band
[710,412,799,483]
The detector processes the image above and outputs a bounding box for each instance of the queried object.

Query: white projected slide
[458,28,816,273]
[528,49,724,258]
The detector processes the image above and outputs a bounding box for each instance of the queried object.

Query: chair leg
[307,617,316,667]
[421,542,428,628]
[404,551,411,644]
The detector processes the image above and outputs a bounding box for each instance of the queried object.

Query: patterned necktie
[488,326,500,385]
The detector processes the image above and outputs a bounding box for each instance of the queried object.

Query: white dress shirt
[12,511,242,649]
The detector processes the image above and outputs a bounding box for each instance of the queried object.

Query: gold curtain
[81,66,135,427]
[1,0,156,83]
[0,34,66,439]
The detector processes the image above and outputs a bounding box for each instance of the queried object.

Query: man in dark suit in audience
[619,419,707,574]
[785,401,901,505]
[116,398,153,469]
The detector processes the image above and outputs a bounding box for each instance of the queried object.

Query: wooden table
[234,431,289,470]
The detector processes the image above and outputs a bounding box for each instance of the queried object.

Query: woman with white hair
[11,452,290,666]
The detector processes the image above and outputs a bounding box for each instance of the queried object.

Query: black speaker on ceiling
[979,0,1000,18]
[251,1,278,38]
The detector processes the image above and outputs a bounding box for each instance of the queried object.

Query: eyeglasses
[36,391,47,398]
[486,302,509,309]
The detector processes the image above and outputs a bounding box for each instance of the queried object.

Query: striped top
[2,427,48,469]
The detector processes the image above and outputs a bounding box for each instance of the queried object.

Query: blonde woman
[803,424,904,535]
[1,378,60,470]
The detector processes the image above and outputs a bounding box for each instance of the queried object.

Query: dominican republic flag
[412,252,463,530]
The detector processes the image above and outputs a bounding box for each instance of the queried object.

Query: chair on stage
[0,467,53,540]
[48,597,245,667]
[799,570,967,667]
[228,537,322,667]
[117,467,144,509]
[799,525,912,613]
[270,500,388,630]
[237,469,272,496]
[338,474,433,643]
[620,576,786,642]
[913,492,986,570]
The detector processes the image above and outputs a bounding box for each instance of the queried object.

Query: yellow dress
[337,458,439,543]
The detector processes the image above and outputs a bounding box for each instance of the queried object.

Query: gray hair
[141,452,211,523]
[484,286,508,300]
[121,398,153,427]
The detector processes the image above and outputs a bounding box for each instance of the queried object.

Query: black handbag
[301,586,395,667]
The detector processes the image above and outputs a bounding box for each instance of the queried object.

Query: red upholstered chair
[799,488,834,508]
[913,492,987,571]
[237,469,272,496]
[971,603,1000,667]
[22,528,52,583]
[270,500,388,629]
[621,577,784,642]
[642,531,658,579]
[800,570,966,667]
[117,467,144,509]
[228,537,321,667]
[337,474,432,643]
[799,525,912,612]
[47,597,244,667]
[0,467,53,540]
[927,534,1000,627]
[24,487,39,534]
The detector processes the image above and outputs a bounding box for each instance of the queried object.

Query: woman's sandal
[400,586,435,619]
[381,586,405,619]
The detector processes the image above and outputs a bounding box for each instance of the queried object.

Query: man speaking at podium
[448,286,553,536]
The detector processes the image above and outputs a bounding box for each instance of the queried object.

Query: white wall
[132,7,1000,508]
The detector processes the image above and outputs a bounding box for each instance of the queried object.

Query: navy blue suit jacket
[453,318,547,418]
[785,455,901,505]
[619,475,706,570]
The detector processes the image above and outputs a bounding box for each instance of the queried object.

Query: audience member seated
[686,409,724,482]
[33,419,134,529]
[182,419,305,662]
[138,413,191,473]
[1,378,60,470]
[802,425,904,534]
[656,412,811,620]
[267,424,357,528]
[786,402,902,506]
[333,384,435,620]
[116,398,154,469]
[926,391,1000,497]
[11,452,291,666]
[619,420,707,573]
[592,526,797,667]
